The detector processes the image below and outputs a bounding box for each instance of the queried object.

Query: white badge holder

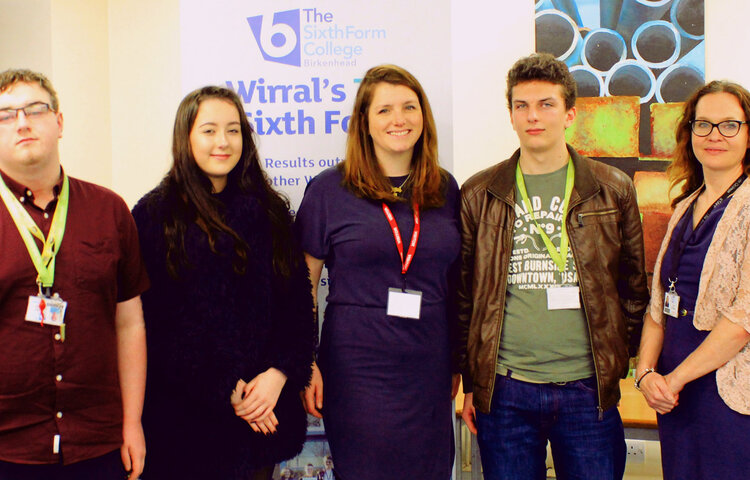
[546,286,581,310]
[387,288,422,319]
[25,293,67,326]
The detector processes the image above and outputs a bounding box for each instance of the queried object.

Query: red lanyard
[382,202,420,275]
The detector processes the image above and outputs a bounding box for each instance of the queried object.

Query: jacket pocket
[576,209,619,226]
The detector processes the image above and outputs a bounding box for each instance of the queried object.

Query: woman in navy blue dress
[636,81,750,479]
[296,65,460,480]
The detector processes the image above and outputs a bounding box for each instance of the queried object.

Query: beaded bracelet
[634,368,655,391]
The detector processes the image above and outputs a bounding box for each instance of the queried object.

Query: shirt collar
[487,144,599,205]
[0,167,64,205]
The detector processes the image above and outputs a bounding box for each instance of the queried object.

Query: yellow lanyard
[515,160,575,273]
[0,174,69,288]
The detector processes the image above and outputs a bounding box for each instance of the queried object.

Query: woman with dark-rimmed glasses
[636,80,750,479]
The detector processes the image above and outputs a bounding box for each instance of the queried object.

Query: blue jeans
[475,374,626,480]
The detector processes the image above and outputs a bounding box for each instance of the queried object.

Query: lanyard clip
[667,277,677,293]
[37,279,51,297]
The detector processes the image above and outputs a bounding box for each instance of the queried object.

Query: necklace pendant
[392,186,402,196]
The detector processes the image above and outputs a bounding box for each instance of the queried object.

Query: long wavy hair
[342,64,447,208]
[160,86,295,278]
[669,80,750,207]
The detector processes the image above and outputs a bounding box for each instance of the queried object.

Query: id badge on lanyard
[662,175,746,319]
[25,292,68,327]
[517,161,580,310]
[382,202,423,319]
[663,279,680,318]
[547,286,581,310]
[387,288,422,319]
[0,173,70,339]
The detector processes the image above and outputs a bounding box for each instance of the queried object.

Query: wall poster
[535,0,705,273]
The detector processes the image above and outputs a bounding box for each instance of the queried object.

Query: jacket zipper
[569,202,605,420]
[487,196,516,404]
[577,209,618,227]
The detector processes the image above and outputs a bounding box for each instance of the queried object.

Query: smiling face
[692,91,750,178]
[189,98,242,193]
[367,82,423,165]
[509,80,575,157]
[0,82,63,177]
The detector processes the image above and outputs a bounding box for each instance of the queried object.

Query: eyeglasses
[690,119,748,138]
[0,102,55,124]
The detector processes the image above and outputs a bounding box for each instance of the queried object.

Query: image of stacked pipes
[535,0,703,273]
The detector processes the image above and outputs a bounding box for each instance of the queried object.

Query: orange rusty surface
[635,171,673,274]
[566,96,640,157]
[650,102,684,158]
[634,171,672,214]
[642,211,671,274]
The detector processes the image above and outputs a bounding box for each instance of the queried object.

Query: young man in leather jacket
[457,53,649,480]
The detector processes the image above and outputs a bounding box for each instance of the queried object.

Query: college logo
[247,9,301,67]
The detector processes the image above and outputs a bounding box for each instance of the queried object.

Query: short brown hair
[342,64,446,208]
[669,80,750,207]
[0,69,59,111]
[506,53,577,110]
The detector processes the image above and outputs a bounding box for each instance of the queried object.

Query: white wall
[50,0,112,186]
[0,0,52,74]
[2,0,750,202]
[451,1,534,184]
[704,0,750,84]
[108,0,180,205]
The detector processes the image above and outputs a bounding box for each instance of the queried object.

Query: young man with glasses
[0,69,149,479]
[457,53,650,479]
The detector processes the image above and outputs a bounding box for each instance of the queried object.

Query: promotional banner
[181,1,453,477]
[181,0,453,211]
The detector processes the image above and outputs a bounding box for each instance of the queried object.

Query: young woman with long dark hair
[132,86,314,479]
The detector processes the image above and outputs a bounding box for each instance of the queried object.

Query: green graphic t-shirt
[497,163,594,382]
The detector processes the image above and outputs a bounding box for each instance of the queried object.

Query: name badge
[25,294,67,326]
[546,286,581,310]
[387,288,422,319]
[663,291,680,318]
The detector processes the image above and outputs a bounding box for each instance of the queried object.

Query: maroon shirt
[0,169,149,465]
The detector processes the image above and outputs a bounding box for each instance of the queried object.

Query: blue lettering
[331,84,346,102]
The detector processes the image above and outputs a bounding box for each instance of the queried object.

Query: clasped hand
[231,367,287,435]
[639,371,683,414]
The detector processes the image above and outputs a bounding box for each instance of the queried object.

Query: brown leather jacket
[457,146,649,414]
